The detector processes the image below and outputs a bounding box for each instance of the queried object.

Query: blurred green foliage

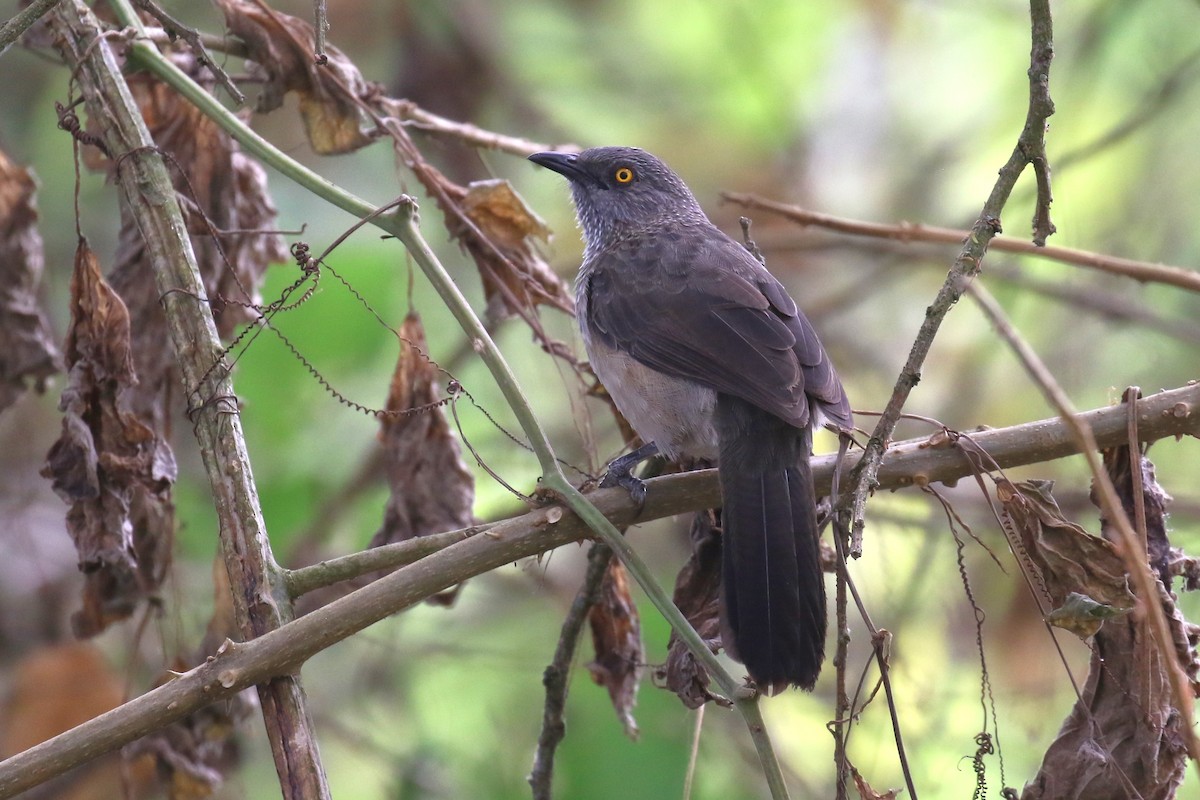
[2,0,1199,798]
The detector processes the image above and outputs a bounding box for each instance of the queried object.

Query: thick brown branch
[289,384,1200,600]
[721,193,1200,294]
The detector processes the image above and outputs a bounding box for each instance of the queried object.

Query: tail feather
[716,395,826,693]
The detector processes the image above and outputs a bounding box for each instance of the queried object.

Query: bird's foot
[600,468,648,506]
[599,441,659,507]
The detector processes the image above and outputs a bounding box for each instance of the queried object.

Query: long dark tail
[715,394,826,693]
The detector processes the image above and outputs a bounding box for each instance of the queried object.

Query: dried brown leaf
[41,240,172,637]
[1097,443,1173,584]
[851,766,900,800]
[587,558,643,739]
[406,161,573,323]
[998,479,1135,638]
[461,179,552,247]
[370,313,475,605]
[217,0,372,154]
[658,509,725,708]
[0,150,62,413]
[457,178,572,321]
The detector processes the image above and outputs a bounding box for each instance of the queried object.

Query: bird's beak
[528,151,587,183]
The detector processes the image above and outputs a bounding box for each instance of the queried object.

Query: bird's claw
[601,469,648,506]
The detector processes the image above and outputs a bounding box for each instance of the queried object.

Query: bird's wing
[584,229,849,430]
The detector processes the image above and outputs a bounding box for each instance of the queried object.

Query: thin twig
[833,542,850,800]
[833,526,919,800]
[386,98,566,156]
[838,0,1057,557]
[529,543,614,800]
[721,194,1200,295]
[131,0,244,103]
[141,25,249,58]
[312,0,327,62]
[966,280,1200,774]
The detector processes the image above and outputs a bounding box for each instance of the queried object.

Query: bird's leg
[600,441,660,505]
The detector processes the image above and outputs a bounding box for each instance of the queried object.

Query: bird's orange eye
[614,167,635,184]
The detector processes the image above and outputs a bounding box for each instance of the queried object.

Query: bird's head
[529,146,706,250]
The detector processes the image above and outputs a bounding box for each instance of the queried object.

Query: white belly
[586,338,718,460]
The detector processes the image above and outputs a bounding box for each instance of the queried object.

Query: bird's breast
[583,337,718,461]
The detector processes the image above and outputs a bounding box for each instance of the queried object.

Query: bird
[529,146,851,693]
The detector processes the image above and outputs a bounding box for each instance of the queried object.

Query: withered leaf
[461,179,552,248]
[0,150,62,413]
[41,240,171,637]
[217,0,372,154]
[998,479,1135,639]
[457,177,572,321]
[370,313,475,606]
[658,509,725,708]
[1098,442,1173,586]
[400,156,574,323]
[587,558,643,739]
[1022,440,1195,799]
[851,766,900,800]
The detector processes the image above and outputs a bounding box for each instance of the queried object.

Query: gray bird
[530,146,851,693]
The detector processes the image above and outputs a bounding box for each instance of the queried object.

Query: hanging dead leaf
[368,313,475,605]
[1096,440,1173,585]
[462,179,552,247]
[657,508,725,708]
[41,240,172,636]
[997,479,1135,639]
[851,765,900,800]
[587,558,643,739]
[0,149,62,413]
[217,0,372,154]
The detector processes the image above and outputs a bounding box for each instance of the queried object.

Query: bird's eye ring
[613,167,635,185]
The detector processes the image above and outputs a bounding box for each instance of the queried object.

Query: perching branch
[279,381,1199,599]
